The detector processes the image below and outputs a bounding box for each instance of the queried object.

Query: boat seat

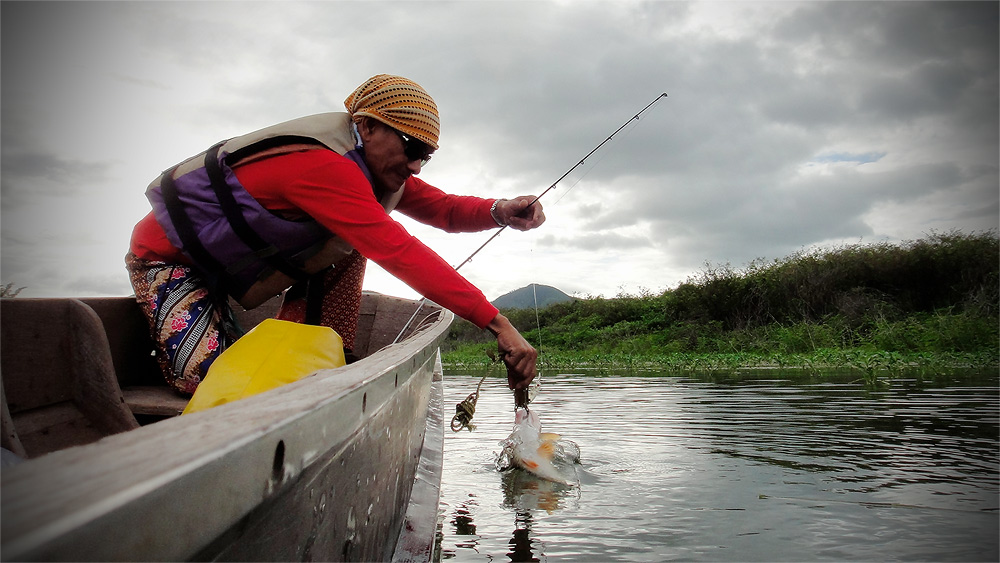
[121,386,190,417]
[77,297,193,420]
[79,295,290,421]
[77,295,290,422]
[1,299,141,458]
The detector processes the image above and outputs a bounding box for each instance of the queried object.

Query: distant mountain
[492,284,575,310]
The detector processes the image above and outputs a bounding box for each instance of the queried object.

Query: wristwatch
[490,199,507,226]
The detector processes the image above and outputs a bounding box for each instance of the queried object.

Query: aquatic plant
[1,283,26,298]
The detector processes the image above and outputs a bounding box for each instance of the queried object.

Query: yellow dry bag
[182,319,346,415]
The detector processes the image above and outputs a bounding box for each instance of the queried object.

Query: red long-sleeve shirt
[130,149,500,328]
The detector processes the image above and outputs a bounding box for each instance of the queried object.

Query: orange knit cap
[344,74,440,149]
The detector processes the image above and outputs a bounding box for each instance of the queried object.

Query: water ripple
[439,371,999,562]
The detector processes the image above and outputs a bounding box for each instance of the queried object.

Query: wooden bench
[1,299,141,458]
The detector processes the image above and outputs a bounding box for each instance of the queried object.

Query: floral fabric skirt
[126,253,239,395]
[126,250,368,394]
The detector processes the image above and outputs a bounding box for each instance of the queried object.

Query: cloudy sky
[2,1,997,304]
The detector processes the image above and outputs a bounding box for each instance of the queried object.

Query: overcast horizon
[2,1,997,303]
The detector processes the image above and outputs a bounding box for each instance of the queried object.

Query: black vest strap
[304,271,327,326]
[203,143,313,284]
[159,167,233,293]
[283,274,326,326]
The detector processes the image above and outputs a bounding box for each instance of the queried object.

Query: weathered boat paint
[1,293,450,562]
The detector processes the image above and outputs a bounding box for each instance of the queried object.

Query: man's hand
[485,313,538,390]
[494,196,546,231]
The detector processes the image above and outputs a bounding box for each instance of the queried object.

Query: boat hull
[1,294,451,562]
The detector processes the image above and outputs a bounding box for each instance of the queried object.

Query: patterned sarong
[127,250,368,393]
[126,253,240,395]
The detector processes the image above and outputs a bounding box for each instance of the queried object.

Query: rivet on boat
[271,440,286,482]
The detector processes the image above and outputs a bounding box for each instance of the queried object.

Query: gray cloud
[539,230,655,252]
[1,1,996,299]
[1,151,113,194]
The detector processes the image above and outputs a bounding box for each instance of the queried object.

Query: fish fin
[539,432,561,441]
[522,460,539,469]
[536,441,557,460]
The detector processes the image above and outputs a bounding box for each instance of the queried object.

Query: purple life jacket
[145,113,377,303]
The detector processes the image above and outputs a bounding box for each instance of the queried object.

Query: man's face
[358,119,433,194]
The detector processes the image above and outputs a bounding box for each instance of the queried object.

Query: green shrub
[443,231,999,372]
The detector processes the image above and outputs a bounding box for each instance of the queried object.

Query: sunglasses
[394,130,434,167]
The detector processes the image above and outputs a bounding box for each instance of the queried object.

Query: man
[127,74,543,395]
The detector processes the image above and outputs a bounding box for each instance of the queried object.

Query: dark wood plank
[1,299,76,412]
[122,387,189,417]
[64,300,141,436]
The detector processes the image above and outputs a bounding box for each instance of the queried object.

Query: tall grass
[444,231,999,375]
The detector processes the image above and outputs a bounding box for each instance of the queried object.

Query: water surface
[438,371,999,562]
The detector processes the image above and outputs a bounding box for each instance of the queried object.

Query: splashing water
[496,408,581,485]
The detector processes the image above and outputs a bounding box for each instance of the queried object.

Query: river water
[437,370,999,562]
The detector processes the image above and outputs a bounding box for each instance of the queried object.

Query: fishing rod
[394,92,669,345]
[452,92,669,273]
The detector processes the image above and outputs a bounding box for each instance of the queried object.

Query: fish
[500,408,574,485]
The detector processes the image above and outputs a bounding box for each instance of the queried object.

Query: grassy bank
[443,231,999,379]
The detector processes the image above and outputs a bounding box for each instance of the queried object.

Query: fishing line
[531,281,542,353]
[394,92,669,346]
[547,115,644,207]
[527,278,543,408]
[439,93,670,428]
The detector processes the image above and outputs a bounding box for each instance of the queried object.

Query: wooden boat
[1,292,452,562]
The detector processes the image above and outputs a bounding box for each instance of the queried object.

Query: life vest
[145,112,403,309]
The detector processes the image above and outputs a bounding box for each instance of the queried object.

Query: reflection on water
[500,466,581,515]
[438,370,999,562]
